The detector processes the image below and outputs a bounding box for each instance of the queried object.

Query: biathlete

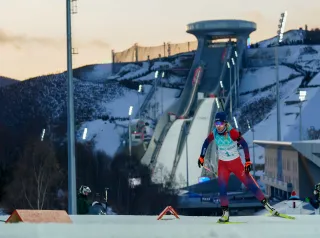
[198,111,279,222]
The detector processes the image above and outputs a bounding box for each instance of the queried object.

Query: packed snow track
[0,215,319,238]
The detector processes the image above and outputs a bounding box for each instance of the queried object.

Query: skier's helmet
[79,185,91,196]
[214,111,227,133]
[314,183,320,195]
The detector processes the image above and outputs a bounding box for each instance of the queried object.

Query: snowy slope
[240,66,297,96]
[175,98,216,186]
[247,45,320,72]
[73,64,113,82]
[78,84,180,157]
[237,42,320,167]
[0,215,319,238]
[257,30,305,48]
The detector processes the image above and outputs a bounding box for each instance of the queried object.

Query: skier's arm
[200,132,214,158]
[229,129,250,160]
[307,196,320,209]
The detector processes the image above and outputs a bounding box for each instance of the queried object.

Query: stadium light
[215,98,220,109]
[82,128,87,140]
[233,116,238,129]
[299,90,307,140]
[137,85,142,119]
[128,106,133,116]
[155,71,159,78]
[41,129,46,141]
[161,72,165,114]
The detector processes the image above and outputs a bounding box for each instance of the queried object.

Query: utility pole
[66,0,77,215]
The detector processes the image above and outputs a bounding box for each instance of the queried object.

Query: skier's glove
[198,156,204,168]
[244,159,252,173]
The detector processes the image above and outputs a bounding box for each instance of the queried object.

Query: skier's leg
[229,157,265,200]
[230,157,278,214]
[218,159,231,222]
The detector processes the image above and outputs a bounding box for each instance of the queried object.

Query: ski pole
[203,165,218,176]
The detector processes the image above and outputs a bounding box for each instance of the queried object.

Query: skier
[305,183,320,210]
[77,185,92,214]
[198,111,278,222]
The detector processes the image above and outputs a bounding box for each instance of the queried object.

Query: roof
[253,140,320,168]
[186,19,256,37]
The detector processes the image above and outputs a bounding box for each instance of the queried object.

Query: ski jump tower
[186,19,256,69]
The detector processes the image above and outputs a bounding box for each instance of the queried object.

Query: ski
[266,212,295,220]
[216,221,247,224]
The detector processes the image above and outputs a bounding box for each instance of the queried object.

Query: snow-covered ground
[0,215,319,238]
[257,30,305,48]
[79,64,113,82]
[255,200,317,216]
[239,66,297,95]
[247,45,320,72]
[78,71,181,157]
[238,43,320,165]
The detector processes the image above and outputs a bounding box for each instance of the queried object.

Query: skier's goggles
[214,121,225,126]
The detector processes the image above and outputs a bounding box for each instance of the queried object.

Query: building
[254,140,320,199]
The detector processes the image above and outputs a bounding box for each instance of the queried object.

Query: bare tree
[5,139,61,210]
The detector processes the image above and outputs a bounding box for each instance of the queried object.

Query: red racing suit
[200,125,265,206]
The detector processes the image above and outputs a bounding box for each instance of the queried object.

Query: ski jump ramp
[0,215,319,238]
[152,119,185,183]
[175,98,216,186]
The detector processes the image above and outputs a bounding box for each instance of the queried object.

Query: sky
[0,0,319,80]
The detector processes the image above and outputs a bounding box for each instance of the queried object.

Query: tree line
[0,117,177,215]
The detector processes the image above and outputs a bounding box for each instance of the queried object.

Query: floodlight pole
[227,62,232,119]
[66,0,77,215]
[275,46,281,141]
[299,102,302,140]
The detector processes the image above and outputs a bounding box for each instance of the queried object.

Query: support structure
[66,0,77,215]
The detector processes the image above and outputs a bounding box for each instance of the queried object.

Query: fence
[112,41,198,63]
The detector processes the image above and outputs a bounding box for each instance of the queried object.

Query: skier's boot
[261,198,279,216]
[218,206,229,222]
